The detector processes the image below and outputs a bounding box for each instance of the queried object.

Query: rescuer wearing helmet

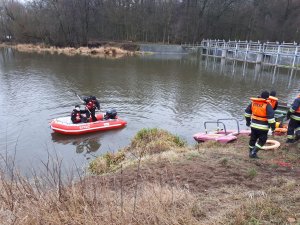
[84,96,100,122]
[104,109,117,120]
[268,90,278,110]
[286,93,300,143]
[244,91,276,158]
[71,105,88,124]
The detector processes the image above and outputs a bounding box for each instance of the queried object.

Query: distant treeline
[0,0,299,46]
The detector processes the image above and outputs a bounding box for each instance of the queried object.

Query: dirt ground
[93,136,299,192]
[87,135,300,224]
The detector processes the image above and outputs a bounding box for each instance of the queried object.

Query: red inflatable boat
[50,114,127,135]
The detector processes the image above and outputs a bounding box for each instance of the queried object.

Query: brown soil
[85,136,300,224]
[93,138,300,193]
[0,129,298,224]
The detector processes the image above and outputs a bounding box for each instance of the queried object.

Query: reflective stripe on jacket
[290,95,300,121]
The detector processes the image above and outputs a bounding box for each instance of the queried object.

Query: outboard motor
[105,108,117,120]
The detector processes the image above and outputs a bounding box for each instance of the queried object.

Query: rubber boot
[249,147,254,158]
[250,147,259,159]
[295,130,300,141]
[286,139,295,144]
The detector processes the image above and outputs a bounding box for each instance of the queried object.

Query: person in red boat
[71,105,88,124]
[84,96,100,122]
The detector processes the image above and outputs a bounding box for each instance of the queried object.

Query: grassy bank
[0,42,140,58]
[0,128,299,224]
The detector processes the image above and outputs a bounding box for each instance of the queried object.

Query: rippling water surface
[0,48,299,171]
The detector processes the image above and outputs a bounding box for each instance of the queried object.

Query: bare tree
[1,0,299,45]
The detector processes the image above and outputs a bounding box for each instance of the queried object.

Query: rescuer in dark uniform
[71,105,88,124]
[84,96,100,122]
[286,93,300,143]
[244,91,276,158]
[268,91,278,110]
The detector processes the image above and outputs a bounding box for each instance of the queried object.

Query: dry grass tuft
[88,151,125,175]
[130,128,186,155]
[0,171,201,225]
[224,178,300,225]
[0,129,299,224]
[0,43,135,58]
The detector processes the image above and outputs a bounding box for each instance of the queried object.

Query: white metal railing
[195,39,300,56]
[181,39,300,68]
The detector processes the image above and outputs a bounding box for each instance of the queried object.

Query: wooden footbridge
[182,40,300,69]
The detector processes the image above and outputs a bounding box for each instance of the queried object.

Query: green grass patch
[247,168,257,179]
[219,157,229,166]
[228,198,288,225]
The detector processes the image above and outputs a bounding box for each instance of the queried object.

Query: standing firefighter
[286,94,300,143]
[244,91,276,158]
[84,96,100,122]
[268,91,278,110]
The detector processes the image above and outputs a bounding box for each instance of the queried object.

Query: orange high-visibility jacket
[251,98,269,121]
[268,96,278,109]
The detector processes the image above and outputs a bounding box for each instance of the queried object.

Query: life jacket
[75,112,81,122]
[86,100,96,110]
[268,96,278,109]
[250,98,269,121]
[71,110,81,123]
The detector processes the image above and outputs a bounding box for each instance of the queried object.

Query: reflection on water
[51,132,101,159]
[75,139,100,156]
[0,48,299,171]
[200,56,299,90]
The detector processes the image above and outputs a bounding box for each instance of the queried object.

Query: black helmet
[105,108,117,119]
[270,91,276,97]
[106,109,113,114]
[261,91,270,99]
[91,96,96,100]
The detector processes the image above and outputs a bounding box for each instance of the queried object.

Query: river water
[0,48,299,172]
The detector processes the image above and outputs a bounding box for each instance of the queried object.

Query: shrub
[89,151,125,175]
[130,128,187,155]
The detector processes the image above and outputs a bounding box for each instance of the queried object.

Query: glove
[246,121,251,127]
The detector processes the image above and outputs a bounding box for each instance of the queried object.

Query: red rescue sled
[50,114,127,135]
